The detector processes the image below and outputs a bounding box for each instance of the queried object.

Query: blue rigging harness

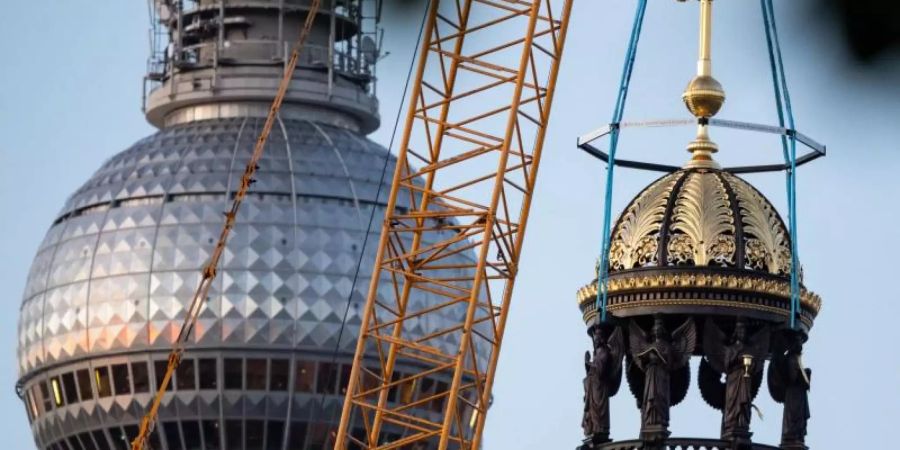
[761,0,801,329]
[596,0,648,323]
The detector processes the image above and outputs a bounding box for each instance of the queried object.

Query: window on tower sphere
[24,389,37,421]
[201,420,221,449]
[307,424,330,449]
[294,360,315,393]
[77,431,98,450]
[265,420,285,450]
[225,420,243,448]
[76,369,94,401]
[39,381,53,411]
[95,367,113,398]
[61,372,79,405]
[162,421,183,450]
[153,360,173,392]
[111,364,131,395]
[91,430,112,450]
[130,362,150,393]
[340,364,353,396]
[108,428,128,450]
[224,358,243,390]
[246,359,267,390]
[269,359,289,391]
[198,358,217,390]
[176,358,196,390]
[431,380,448,413]
[286,422,307,449]
[66,436,85,450]
[30,384,44,415]
[148,426,163,450]
[386,371,400,403]
[245,419,264,450]
[90,430,112,450]
[181,421,202,450]
[361,365,379,393]
[316,362,338,394]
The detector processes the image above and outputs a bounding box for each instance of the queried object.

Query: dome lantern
[576,1,824,449]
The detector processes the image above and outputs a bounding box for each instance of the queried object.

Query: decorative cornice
[577,270,821,314]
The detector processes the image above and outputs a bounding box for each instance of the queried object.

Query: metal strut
[575,117,825,175]
[761,0,801,329]
[129,1,321,448]
[596,0,649,323]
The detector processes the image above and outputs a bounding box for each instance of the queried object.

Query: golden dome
[682,75,725,118]
[578,167,821,329]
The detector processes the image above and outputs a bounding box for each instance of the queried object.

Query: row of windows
[41,420,399,450]
[24,357,451,422]
[55,189,386,227]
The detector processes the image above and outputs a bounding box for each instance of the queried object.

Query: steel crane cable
[761,0,801,329]
[319,0,432,439]
[596,0,649,323]
[129,1,322,448]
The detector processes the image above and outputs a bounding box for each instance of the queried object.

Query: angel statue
[627,315,696,443]
[768,331,811,449]
[581,324,624,445]
[702,317,769,443]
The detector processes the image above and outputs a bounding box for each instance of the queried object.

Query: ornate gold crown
[579,167,821,330]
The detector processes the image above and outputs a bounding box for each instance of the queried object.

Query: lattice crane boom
[334,0,574,448]
[129,1,321,448]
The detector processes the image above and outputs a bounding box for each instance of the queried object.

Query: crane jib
[333,0,575,448]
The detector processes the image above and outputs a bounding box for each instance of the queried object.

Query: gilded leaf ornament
[667,172,735,266]
[723,173,792,275]
[609,173,681,270]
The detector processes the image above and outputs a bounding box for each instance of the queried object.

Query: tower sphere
[15,2,478,449]
[17,118,475,450]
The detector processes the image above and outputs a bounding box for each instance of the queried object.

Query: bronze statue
[703,317,769,443]
[582,351,592,438]
[581,324,624,444]
[768,331,811,449]
[627,315,696,443]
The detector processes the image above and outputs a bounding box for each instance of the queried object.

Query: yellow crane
[131,0,573,448]
[334,1,574,448]
[129,0,322,448]
[130,1,814,448]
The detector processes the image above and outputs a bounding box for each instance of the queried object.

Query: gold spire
[682,0,724,169]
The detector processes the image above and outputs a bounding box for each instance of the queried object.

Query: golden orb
[682,75,725,118]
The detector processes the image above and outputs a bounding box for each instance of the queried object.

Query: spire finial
[682,0,724,169]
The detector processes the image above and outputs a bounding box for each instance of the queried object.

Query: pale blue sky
[1,1,898,449]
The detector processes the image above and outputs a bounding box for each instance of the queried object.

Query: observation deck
[144,0,381,132]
